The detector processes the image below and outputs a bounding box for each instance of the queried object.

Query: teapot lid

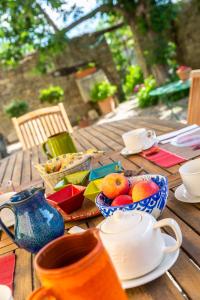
[100,210,150,234]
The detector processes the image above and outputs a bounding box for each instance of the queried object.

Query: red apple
[132,180,159,202]
[112,195,133,206]
[102,173,129,199]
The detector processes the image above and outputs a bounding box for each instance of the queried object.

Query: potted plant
[90,81,117,115]
[75,63,97,79]
[176,66,192,81]
[39,86,64,104]
[4,99,29,118]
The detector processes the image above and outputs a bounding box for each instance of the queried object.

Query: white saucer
[0,192,16,228]
[121,234,179,289]
[175,184,200,203]
[121,138,157,156]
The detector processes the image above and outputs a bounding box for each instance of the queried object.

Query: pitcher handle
[42,142,53,159]
[0,203,18,244]
[154,218,182,253]
[28,287,56,300]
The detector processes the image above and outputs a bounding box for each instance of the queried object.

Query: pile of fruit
[101,173,160,206]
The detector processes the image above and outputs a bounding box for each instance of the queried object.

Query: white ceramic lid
[100,210,153,234]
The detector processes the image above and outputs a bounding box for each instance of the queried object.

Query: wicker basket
[35,154,91,190]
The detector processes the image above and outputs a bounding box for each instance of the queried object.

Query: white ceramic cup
[0,285,13,300]
[179,158,200,197]
[122,128,156,153]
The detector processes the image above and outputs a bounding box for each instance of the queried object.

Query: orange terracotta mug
[28,228,127,300]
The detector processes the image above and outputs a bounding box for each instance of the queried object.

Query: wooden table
[0,117,200,300]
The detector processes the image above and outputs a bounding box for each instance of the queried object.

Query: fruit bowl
[95,174,168,219]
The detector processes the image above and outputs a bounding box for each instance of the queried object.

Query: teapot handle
[154,218,182,253]
[0,203,18,244]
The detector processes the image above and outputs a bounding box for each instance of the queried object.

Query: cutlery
[161,127,200,144]
[158,124,198,143]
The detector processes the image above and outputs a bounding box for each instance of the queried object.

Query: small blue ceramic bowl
[95,174,168,219]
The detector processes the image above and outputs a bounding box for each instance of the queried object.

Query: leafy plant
[39,86,64,104]
[137,76,158,108]
[4,100,29,118]
[123,65,144,96]
[90,81,117,103]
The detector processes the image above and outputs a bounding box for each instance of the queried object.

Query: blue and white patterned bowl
[95,174,168,219]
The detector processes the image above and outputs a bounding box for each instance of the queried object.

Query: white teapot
[99,210,182,280]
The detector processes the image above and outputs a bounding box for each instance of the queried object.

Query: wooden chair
[12,103,73,150]
[187,70,200,125]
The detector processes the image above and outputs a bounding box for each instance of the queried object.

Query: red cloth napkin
[141,146,186,168]
[0,253,15,291]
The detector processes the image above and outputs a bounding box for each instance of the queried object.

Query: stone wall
[175,0,200,68]
[0,33,120,142]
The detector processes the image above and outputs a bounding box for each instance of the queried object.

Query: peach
[102,173,129,199]
[132,180,159,202]
[128,182,136,196]
[112,195,132,206]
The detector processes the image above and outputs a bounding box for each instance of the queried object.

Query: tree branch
[92,22,125,37]
[36,3,60,33]
[62,4,110,33]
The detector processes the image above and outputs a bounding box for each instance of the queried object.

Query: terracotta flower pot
[78,119,91,128]
[98,96,115,115]
[75,67,97,79]
[176,68,191,81]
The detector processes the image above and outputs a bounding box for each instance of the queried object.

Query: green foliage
[165,42,179,82]
[4,100,29,118]
[105,25,134,75]
[136,1,179,66]
[0,0,68,68]
[39,86,64,104]
[137,76,158,108]
[90,81,117,102]
[123,65,144,96]
[0,0,180,79]
[98,13,135,100]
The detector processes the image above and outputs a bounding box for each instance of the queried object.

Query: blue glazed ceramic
[0,187,64,253]
[95,174,168,219]
[89,161,123,181]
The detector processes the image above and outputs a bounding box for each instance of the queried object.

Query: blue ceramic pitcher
[0,187,64,253]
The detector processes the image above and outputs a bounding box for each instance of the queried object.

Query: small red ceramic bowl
[47,184,86,214]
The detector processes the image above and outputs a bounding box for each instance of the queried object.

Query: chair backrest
[12,103,73,150]
[187,70,200,125]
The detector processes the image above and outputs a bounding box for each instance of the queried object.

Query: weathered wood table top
[0,117,199,300]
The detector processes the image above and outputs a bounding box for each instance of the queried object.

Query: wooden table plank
[85,126,122,151]
[11,151,23,189]
[77,128,111,151]
[0,157,10,186]
[169,250,200,300]
[14,249,33,300]
[1,153,17,188]
[163,208,200,265]
[20,150,31,189]
[127,275,186,300]
[167,191,200,235]
[73,131,96,150]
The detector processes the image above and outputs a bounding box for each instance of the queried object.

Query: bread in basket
[35,153,91,190]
